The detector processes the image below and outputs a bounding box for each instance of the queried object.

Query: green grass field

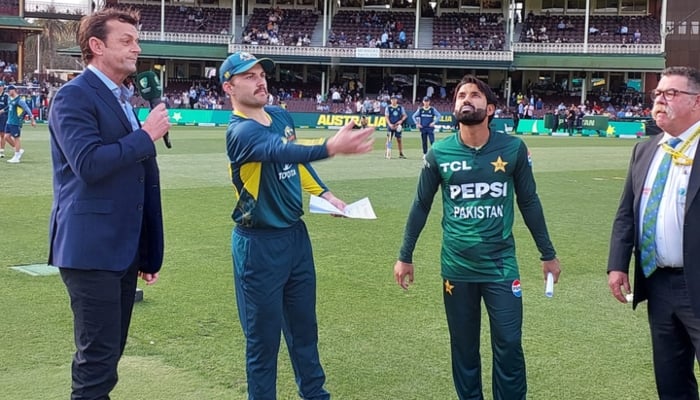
[0,125,676,399]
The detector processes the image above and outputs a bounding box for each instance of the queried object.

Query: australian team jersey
[385,105,405,125]
[412,106,442,129]
[226,106,330,229]
[6,95,32,126]
[399,130,556,282]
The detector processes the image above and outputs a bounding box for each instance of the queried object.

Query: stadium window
[678,21,687,35]
[482,0,502,10]
[566,0,586,12]
[255,0,271,4]
[692,21,699,35]
[594,0,618,13]
[440,0,459,9]
[667,21,675,36]
[620,0,645,13]
[460,0,480,10]
[541,0,565,14]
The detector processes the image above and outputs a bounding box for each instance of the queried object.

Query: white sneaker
[17,149,24,160]
[0,151,4,158]
[7,156,20,164]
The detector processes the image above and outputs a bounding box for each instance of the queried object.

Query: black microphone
[135,71,171,148]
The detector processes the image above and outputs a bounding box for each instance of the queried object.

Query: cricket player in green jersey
[394,75,561,400]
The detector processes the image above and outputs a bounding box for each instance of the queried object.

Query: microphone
[135,71,171,148]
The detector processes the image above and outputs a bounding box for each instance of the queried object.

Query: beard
[457,108,488,126]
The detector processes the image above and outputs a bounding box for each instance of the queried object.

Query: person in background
[608,66,700,400]
[412,96,441,159]
[394,74,561,400]
[385,95,407,159]
[48,8,171,399]
[220,51,374,399]
[0,80,16,158]
[4,84,36,163]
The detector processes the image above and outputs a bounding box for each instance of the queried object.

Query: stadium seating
[432,12,505,50]
[519,14,660,44]
[328,10,415,48]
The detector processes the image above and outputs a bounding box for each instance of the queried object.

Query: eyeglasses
[650,88,700,102]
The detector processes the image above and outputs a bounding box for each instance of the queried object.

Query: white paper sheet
[309,195,377,219]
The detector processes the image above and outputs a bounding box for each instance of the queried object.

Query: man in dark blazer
[48,8,170,399]
[608,66,700,399]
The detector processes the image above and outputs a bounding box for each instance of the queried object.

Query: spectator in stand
[381,30,389,48]
[363,97,372,114]
[398,29,407,49]
[188,86,197,108]
[535,97,543,111]
[619,23,628,36]
[557,20,566,31]
[589,26,600,35]
[372,98,381,114]
[633,29,641,43]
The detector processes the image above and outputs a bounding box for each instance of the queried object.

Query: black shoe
[399,154,406,159]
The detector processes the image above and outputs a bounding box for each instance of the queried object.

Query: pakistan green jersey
[399,130,556,282]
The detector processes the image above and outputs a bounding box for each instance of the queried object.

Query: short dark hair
[661,66,700,92]
[453,75,498,122]
[78,8,140,65]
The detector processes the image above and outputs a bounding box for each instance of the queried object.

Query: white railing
[136,31,661,57]
[140,31,231,45]
[226,44,515,62]
[512,42,662,55]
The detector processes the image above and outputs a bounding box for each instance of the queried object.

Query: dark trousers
[647,268,700,400]
[443,280,526,400]
[233,221,329,400]
[420,128,435,155]
[60,262,139,400]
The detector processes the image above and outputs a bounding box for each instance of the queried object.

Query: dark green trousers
[443,279,526,400]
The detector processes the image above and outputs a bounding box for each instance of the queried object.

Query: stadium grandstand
[0,0,698,125]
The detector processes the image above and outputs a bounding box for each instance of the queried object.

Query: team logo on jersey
[511,279,522,298]
[491,156,508,173]
[449,181,507,199]
[439,160,472,172]
[284,126,296,141]
[278,163,297,180]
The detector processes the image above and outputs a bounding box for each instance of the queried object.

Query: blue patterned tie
[640,137,681,277]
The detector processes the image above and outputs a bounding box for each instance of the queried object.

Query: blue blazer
[608,135,700,316]
[48,69,164,273]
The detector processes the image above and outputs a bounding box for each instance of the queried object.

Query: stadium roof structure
[0,15,43,32]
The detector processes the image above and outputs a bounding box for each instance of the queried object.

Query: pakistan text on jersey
[453,205,505,219]
[449,182,508,199]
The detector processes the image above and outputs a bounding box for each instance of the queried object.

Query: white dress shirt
[640,120,700,268]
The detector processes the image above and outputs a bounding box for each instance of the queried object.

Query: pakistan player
[393,75,561,400]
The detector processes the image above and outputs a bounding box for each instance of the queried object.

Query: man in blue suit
[608,66,700,399]
[48,8,171,399]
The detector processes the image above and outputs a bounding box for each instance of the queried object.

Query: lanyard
[661,125,700,166]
